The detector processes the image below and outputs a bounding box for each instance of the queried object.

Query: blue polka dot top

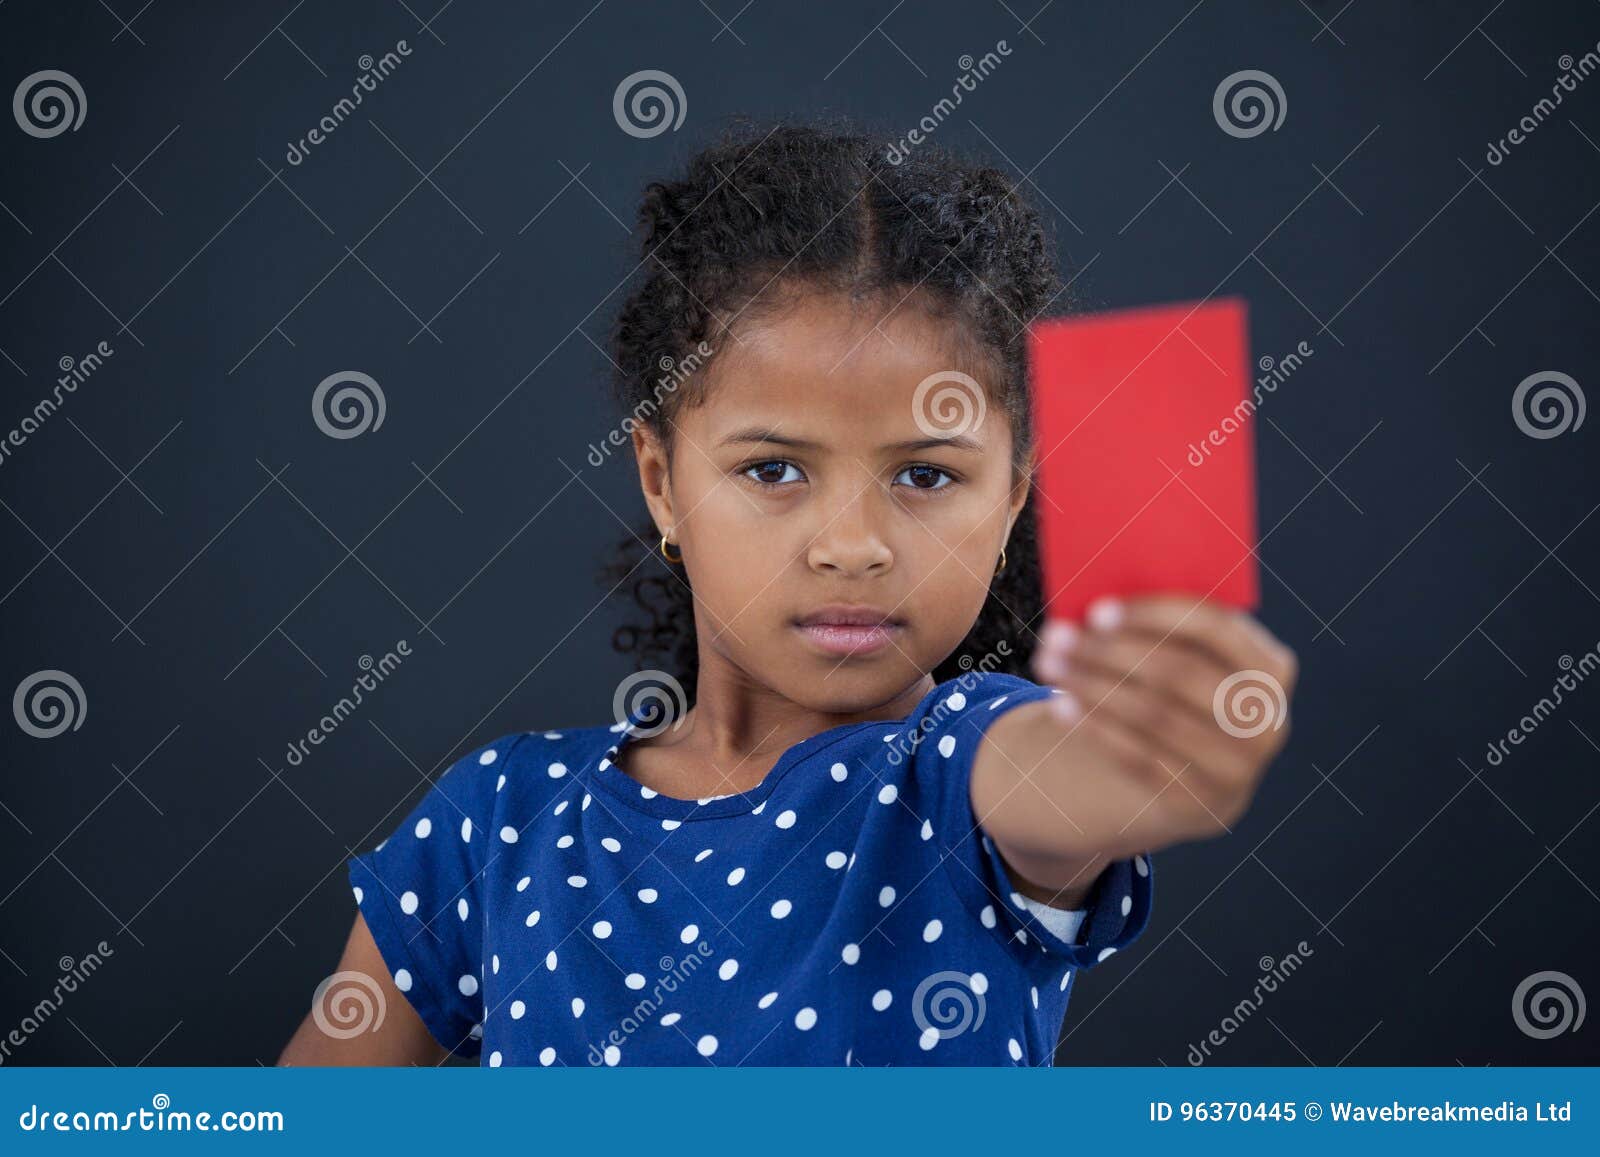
[346,670,1154,1066]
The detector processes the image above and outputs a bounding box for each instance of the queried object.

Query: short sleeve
[345,734,521,1057]
[910,674,1154,970]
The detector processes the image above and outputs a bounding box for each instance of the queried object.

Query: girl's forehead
[693,295,996,443]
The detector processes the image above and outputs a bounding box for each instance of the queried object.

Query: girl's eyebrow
[719,426,983,453]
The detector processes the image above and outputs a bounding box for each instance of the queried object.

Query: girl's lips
[794,622,901,656]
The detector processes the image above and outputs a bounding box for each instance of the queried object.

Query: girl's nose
[805,483,894,577]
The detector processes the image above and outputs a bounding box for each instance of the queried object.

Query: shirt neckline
[586,708,905,821]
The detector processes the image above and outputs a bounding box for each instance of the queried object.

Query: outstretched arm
[971,595,1298,907]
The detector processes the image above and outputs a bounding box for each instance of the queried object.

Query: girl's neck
[628,652,935,798]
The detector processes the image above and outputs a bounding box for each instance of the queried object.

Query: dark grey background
[1,0,1596,1066]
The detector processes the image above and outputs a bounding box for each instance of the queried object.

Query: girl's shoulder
[450,670,1054,798]
[464,720,628,780]
[413,720,624,809]
[911,667,1056,720]
[857,669,1058,776]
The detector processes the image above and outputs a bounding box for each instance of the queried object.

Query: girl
[279,118,1296,1068]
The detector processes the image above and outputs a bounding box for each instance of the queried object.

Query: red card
[1027,297,1259,623]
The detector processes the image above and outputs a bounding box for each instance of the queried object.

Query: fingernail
[1033,648,1064,682]
[1087,599,1122,631]
[1043,620,1078,651]
[1051,690,1082,723]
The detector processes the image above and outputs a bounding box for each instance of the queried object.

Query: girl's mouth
[793,621,902,656]
[792,604,907,657]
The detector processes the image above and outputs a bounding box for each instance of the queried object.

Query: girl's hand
[1022,594,1298,860]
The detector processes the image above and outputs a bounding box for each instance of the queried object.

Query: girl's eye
[894,464,956,492]
[740,460,956,492]
[742,460,804,488]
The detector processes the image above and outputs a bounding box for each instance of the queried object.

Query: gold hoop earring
[994,545,1007,577]
[659,532,682,564]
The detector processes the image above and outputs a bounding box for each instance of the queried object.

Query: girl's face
[633,291,1030,713]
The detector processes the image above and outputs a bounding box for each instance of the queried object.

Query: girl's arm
[277,911,449,1066]
[971,595,1297,906]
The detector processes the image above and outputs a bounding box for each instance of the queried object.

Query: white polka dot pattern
[344,677,1154,1065]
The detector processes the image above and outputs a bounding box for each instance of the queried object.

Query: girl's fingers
[1053,704,1234,841]
[1085,595,1298,691]
[1031,619,1076,684]
[1059,628,1223,721]
[1059,664,1258,803]
[1051,699,1183,794]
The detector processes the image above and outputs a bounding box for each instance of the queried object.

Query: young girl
[279,118,1296,1068]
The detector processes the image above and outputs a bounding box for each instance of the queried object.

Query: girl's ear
[1007,452,1033,527]
[632,424,676,537]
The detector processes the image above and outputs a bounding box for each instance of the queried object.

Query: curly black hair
[598,114,1077,704]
